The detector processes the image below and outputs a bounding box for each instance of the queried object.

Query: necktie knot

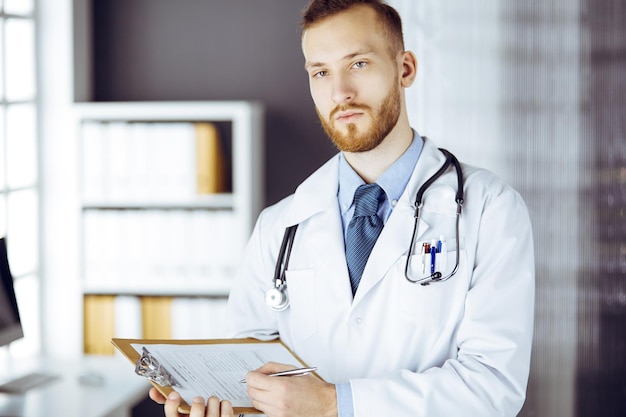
[352,183,384,217]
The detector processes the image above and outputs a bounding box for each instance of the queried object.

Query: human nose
[331,72,356,104]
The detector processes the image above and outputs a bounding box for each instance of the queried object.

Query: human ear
[400,51,418,88]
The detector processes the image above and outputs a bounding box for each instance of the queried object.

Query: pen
[240,367,317,383]
[422,242,430,273]
[438,235,447,271]
[430,240,437,274]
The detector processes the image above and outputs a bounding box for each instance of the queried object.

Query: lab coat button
[355,317,363,325]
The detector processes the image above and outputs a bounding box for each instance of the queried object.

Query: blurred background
[1,0,624,416]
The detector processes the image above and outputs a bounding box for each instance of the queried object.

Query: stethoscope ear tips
[265,287,290,311]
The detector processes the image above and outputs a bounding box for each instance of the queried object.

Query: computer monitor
[0,236,59,393]
[0,236,24,347]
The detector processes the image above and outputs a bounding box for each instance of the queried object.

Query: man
[152,0,535,416]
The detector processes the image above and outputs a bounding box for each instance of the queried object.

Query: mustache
[329,104,371,119]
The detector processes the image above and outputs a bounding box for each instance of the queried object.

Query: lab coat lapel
[284,155,352,297]
[307,205,351,296]
[352,139,448,304]
[352,199,420,303]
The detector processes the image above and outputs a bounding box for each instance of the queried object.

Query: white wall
[388,0,503,174]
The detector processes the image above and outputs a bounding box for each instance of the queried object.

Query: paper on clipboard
[111,338,315,415]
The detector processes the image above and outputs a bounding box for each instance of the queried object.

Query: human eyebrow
[304,49,374,71]
[343,50,374,61]
[304,61,324,72]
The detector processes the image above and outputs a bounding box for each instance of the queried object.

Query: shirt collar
[338,130,424,215]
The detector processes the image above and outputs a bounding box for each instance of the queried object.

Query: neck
[342,116,413,184]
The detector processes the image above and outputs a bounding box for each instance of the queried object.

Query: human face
[303,5,403,153]
[315,76,400,152]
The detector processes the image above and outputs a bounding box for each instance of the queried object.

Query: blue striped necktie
[345,183,385,296]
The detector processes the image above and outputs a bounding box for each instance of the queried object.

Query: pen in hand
[239,366,317,383]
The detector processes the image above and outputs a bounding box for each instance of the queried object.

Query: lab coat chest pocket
[284,269,317,342]
[396,239,469,329]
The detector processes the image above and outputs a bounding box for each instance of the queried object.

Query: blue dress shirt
[335,131,423,417]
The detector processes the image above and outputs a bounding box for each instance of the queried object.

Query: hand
[149,387,234,417]
[244,362,337,417]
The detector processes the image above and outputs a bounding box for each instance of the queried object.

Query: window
[0,0,39,357]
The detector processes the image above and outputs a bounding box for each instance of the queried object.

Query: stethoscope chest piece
[265,285,289,311]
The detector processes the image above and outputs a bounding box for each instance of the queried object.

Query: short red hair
[302,0,405,56]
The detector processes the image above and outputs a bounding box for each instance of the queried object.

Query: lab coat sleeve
[350,177,535,417]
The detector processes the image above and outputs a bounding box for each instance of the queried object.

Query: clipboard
[112,338,316,415]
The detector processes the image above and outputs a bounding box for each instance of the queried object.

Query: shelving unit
[73,101,264,352]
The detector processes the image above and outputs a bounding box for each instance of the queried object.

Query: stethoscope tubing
[404,149,464,285]
[273,225,298,287]
[267,148,464,310]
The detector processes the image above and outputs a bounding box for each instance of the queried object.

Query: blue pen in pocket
[438,236,447,271]
[430,240,437,274]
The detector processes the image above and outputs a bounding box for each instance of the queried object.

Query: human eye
[351,61,368,69]
[312,70,328,79]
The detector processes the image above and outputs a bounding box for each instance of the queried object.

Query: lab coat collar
[281,139,452,305]
[284,136,443,228]
[283,154,342,227]
[400,137,450,209]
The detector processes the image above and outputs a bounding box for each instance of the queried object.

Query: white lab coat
[228,137,535,417]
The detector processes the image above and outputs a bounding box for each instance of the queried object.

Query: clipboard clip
[135,347,179,387]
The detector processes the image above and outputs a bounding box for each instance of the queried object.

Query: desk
[0,355,150,417]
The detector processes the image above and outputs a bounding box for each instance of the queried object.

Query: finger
[245,371,274,391]
[206,396,221,417]
[219,399,235,417]
[189,396,207,417]
[247,363,300,390]
[249,396,274,417]
[164,391,183,417]
[248,383,282,406]
[149,387,167,404]
[247,380,290,415]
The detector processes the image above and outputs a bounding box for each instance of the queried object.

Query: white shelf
[81,194,235,210]
[73,100,264,349]
[82,280,233,297]
[73,100,263,122]
[73,100,264,234]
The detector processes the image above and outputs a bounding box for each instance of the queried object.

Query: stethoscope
[264,148,464,311]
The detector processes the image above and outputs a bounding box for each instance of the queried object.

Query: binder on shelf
[141,296,173,339]
[114,296,143,340]
[81,121,106,199]
[195,122,226,194]
[171,297,230,339]
[112,338,317,415]
[83,295,116,355]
